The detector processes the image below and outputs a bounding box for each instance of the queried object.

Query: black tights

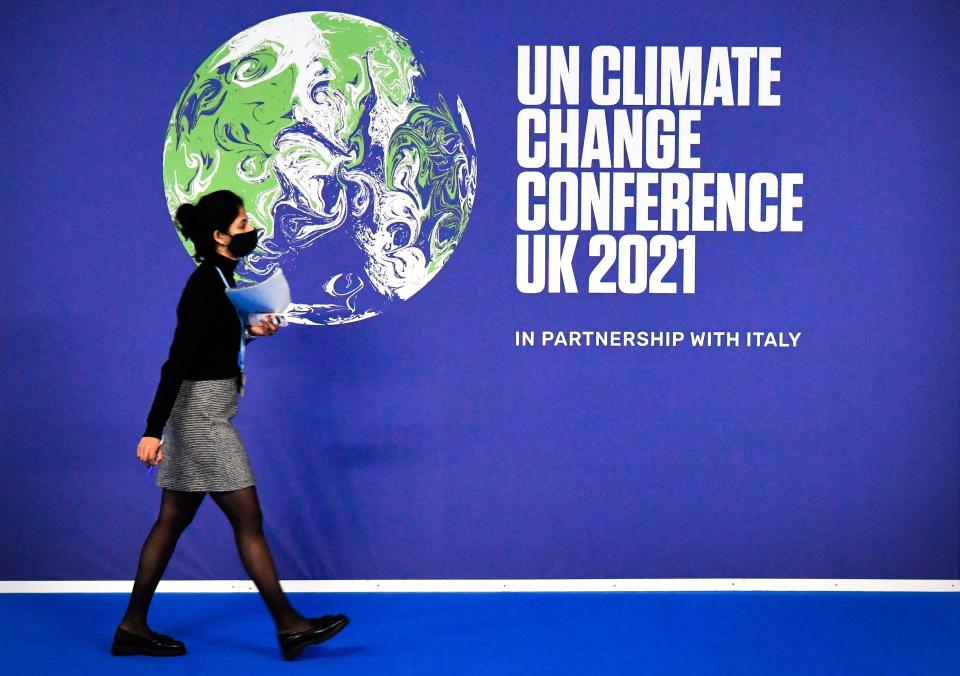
[119,486,308,635]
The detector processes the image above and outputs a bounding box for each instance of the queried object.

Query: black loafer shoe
[311,613,346,627]
[111,626,186,656]
[278,614,349,661]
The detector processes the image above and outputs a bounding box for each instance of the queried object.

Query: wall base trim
[1,579,957,593]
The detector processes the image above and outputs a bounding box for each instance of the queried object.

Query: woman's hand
[138,436,163,468]
[248,315,281,337]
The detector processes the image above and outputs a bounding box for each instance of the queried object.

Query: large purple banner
[1,0,957,581]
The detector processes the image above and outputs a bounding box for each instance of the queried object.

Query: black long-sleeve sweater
[143,252,255,439]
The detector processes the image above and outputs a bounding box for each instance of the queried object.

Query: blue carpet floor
[1,592,957,674]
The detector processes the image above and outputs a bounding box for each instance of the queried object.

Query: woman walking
[112,189,348,660]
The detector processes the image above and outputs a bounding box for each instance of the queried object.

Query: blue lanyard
[214,265,245,373]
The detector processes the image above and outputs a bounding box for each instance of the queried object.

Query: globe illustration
[162,11,478,325]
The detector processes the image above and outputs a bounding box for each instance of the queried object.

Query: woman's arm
[142,283,206,439]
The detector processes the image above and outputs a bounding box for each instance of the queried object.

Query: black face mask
[227,229,260,257]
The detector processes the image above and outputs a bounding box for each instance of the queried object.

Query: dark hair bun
[175,202,202,243]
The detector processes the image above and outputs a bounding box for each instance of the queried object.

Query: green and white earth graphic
[162,11,478,325]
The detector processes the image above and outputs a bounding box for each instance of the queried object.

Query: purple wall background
[1,0,957,580]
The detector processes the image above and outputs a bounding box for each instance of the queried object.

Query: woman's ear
[212,229,230,247]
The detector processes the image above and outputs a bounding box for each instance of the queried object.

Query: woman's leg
[209,484,310,633]
[119,488,206,636]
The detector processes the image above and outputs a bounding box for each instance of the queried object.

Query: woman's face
[227,207,252,235]
[213,207,253,253]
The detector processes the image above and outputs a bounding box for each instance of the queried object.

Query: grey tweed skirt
[156,376,255,492]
